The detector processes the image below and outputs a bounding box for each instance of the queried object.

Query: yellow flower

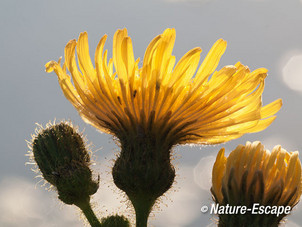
[211,141,302,226]
[46,29,283,227]
[45,28,281,146]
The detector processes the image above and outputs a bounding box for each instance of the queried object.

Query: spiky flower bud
[30,122,99,206]
[211,141,302,227]
[101,215,130,227]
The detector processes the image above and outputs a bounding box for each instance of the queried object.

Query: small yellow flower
[211,141,302,226]
[45,28,281,146]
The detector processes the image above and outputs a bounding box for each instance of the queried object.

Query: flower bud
[30,122,99,205]
[101,215,130,227]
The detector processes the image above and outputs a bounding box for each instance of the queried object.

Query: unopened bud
[101,215,130,227]
[30,122,99,205]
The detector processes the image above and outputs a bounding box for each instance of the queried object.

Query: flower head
[45,29,281,147]
[46,29,283,227]
[211,141,302,226]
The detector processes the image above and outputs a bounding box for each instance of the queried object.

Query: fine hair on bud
[101,214,130,227]
[28,121,99,205]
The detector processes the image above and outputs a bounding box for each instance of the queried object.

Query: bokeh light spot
[282,54,302,92]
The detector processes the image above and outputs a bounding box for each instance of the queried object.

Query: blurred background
[1,0,302,226]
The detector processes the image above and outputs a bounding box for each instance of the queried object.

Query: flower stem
[130,195,155,227]
[75,199,101,227]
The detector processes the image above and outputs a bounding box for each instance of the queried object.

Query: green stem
[130,195,155,227]
[135,206,149,227]
[76,199,102,227]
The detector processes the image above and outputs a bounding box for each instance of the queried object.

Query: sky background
[1,0,302,226]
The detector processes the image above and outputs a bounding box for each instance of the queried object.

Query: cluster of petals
[212,141,302,208]
[46,28,282,145]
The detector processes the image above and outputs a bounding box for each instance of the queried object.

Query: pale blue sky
[1,0,302,226]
